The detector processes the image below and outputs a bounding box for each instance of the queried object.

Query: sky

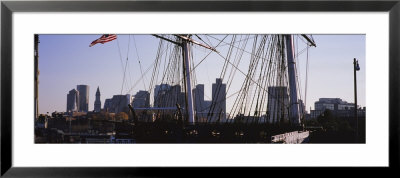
[38,34,365,115]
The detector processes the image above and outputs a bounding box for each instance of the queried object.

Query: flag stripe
[89,34,117,47]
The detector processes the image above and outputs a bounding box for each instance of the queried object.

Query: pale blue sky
[38,34,365,114]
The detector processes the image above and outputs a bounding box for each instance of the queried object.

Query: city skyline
[38,34,366,114]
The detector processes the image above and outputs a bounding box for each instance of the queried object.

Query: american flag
[89,34,117,47]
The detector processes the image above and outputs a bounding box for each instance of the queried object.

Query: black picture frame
[1,0,399,177]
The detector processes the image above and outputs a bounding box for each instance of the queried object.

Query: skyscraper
[154,84,184,108]
[133,90,150,108]
[104,99,112,112]
[267,86,289,123]
[193,84,205,112]
[94,86,101,112]
[77,85,89,112]
[66,89,79,112]
[211,78,226,121]
[193,84,212,121]
[154,84,171,107]
[109,94,131,113]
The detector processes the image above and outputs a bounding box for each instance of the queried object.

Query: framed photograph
[1,0,399,177]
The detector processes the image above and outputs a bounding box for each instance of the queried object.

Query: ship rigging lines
[116,34,314,125]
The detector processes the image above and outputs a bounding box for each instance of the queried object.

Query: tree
[116,112,129,121]
[305,118,320,126]
[317,109,354,132]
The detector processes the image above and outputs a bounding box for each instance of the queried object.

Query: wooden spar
[301,34,317,47]
[152,34,181,45]
[175,35,218,52]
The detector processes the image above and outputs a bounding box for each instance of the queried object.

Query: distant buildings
[66,89,79,112]
[210,78,226,121]
[77,85,89,112]
[315,98,354,111]
[299,99,306,115]
[193,84,205,112]
[193,84,211,120]
[154,84,185,108]
[66,78,229,118]
[133,90,150,108]
[104,94,131,113]
[103,99,112,112]
[94,87,101,112]
[154,84,170,107]
[152,79,226,122]
[267,86,289,124]
[310,98,365,118]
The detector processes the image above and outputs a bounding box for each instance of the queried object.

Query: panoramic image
[34,34,366,144]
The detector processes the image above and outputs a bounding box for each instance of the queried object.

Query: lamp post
[34,35,39,120]
[353,58,360,143]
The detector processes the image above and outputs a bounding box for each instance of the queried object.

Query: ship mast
[182,36,195,124]
[285,35,301,126]
[152,35,217,125]
[286,34,316,127]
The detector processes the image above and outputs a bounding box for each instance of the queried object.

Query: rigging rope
[210,35,292,120]
[120,35,131,94]
[116,37,126,95]
[132,35,147,90]
[123,34,312,125]
[304,44,310,118]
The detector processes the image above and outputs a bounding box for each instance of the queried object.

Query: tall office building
[103,99,112,112]
[133,90,150,108]
[211,78,226,121]
[298,99,306,115]
[193,84,205,112]
[193,84,212,120]
[170,85,185,108]
[108,94,131,113]
[94,86,101,112]
[154,84,184,108]
[267,86,289,123]
[77,85,89,112]
[154,84,171,107]
[66,89,79,112]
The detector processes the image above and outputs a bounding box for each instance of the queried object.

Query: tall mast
[152,34,216,125]
[285,35,301,126]
[182,36,195,124]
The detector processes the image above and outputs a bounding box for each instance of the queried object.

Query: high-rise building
[267,86,289,123]
[133,90,150,108]
[154,84,184,108]
[193,84,205,112]
[211,78,226,121]
[77,85,89,112]
[108,94,131,113]
[66,89,79,112]
[94,87,101,112]
[104,99,112,112]
[170,85,185,108]
[154,84,171,107]
[299,99,306,115]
